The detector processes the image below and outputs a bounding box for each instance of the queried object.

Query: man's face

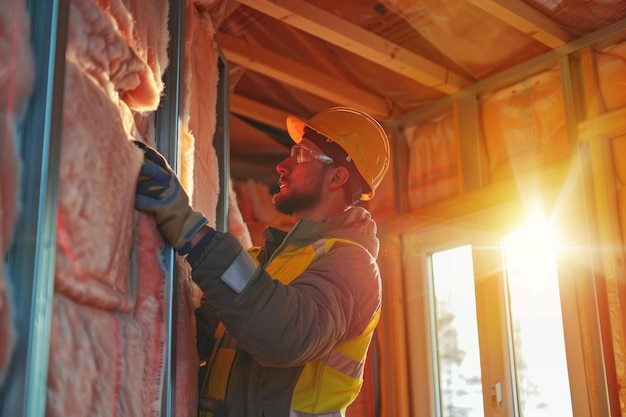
[272,140,332,215]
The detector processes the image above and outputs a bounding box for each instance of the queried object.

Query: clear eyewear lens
[290,144,333,165]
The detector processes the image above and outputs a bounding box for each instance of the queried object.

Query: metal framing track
[0,1,68,416]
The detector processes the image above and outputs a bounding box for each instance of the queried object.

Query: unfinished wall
[404,111,461,210]
[480,69,570,183]
[48,0,167,415]
[1,0,252,415]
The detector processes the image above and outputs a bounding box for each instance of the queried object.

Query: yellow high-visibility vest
[199,237,379,416]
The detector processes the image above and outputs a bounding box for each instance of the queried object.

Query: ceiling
[204,0,626,185]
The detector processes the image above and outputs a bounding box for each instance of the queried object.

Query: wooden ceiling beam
[219,33,393,118]
[230,94,294,131]
[466,0,573,48]
[236,0,472,94]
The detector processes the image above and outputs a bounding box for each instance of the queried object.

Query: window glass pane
[503,226,573,417]
[431,245,484,417]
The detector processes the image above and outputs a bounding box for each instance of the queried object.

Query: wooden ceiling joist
[218,33,393,118]
[236,0,472,94]
[466,0,573,48]
[230,94,295,131]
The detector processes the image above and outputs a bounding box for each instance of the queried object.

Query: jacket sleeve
[195,296,220,363]
[188,232,381,368]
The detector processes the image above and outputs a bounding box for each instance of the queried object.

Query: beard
[273,182,323,215]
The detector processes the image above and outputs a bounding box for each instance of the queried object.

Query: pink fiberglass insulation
[130,211,211,417]
[55,59,144,312]
[526,0,626,35]
[126,0,170,144]
[53,1,226,415]
[185,4,220,223]
[174,259,203,417]
[49,0,172,416]
[183,3,253,246]
[47,294,146,416]
[134,212,168,417]
[173,8,255,413]
[406,112,460,210]
[124,0,170,110]
[0,120,18,385]
[0,125,17,384]
[227,179,253,249]
[66,0,132,97]
[0,0,33,116]
[173,7,255,415]
[57,0,172,312]
[0,0,34,385]
[86,0,166,111]
[596,41,626,113]
[51,205,188,417]
[171,6,219,415]
[174,6,257,411]
[480,69,569,182]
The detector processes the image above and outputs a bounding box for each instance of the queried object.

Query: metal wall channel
[154,0,185,414]
[0,1,69,416]
[214,47,230,233]
[155,1,229,415]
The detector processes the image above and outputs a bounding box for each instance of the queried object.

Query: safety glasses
[290,143,334,165]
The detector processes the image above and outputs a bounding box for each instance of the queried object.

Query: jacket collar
[262,206,379,259]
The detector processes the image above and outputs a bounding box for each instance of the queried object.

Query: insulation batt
[0,0,34,385]
[48,0,174,415]
[47,294,146,416]
[183,2,254,247]
[87,0,165,111]
[381,0,546,79]
[169,5,222,416]
[55,59,144,311]
[406,112,459,210]
[134,213,168,417]
[596,41,626,113]
[185,4,221,223]
[480,69,569,182]
[50,1,241,416]
[527,0,626,35]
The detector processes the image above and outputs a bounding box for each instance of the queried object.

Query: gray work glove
[134,141,207,255]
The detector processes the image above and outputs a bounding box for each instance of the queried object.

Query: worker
[134,106,390,417]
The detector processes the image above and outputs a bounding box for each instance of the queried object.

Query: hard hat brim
[286,115,310,144]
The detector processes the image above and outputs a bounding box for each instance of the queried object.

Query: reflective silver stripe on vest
[290,410,342,417]
[221,248,259,293]
[321,349,365,379]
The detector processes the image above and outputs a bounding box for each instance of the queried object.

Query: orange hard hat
[286,107,390,201]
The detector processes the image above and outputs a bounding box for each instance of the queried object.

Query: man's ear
[328,166,350,189]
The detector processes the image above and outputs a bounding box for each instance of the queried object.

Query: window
[503,223,572,417]
[410,210,575,417]
[431,245,484,417]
